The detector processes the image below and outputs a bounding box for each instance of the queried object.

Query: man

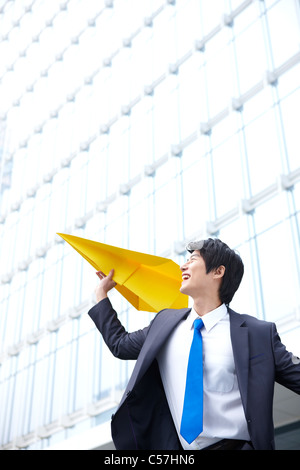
[88,238,300,450]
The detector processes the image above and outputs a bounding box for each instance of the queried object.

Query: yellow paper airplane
[57,233,188,313]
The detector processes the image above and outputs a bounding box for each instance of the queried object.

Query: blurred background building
[0,0,300,450]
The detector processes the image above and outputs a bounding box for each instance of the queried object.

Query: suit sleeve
[88,297,151,360]
[272,323,300,394]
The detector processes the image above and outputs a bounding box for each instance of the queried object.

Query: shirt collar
[190,303,228,332]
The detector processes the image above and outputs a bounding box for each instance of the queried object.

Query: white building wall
[0,0,300,450]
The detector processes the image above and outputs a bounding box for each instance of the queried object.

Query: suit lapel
[229,308,249,414]
[125,307,191,396]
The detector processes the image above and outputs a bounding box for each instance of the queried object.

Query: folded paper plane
[57,233,188,312]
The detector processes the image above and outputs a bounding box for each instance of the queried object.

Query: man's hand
[95,269,116,302]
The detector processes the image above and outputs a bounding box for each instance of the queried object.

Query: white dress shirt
[157,304,250,450]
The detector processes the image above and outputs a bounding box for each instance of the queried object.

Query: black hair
[186,238,244,306]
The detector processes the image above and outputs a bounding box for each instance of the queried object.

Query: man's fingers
[96,269,115,280]
[96,271,105,279]
[107,269,115,279]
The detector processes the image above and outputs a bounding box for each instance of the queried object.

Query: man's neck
[192,297,222,317]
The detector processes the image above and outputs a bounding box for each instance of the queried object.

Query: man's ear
[213,265,225,279]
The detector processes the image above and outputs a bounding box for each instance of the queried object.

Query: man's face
[180,250,218,299]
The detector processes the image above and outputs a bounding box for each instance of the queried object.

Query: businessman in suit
[88,238,300,450]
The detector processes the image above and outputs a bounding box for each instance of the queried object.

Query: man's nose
[180,262,188,272]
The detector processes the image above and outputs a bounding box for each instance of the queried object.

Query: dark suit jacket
[88,298,300,450]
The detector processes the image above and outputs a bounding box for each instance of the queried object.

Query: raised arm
[88,269,149,360]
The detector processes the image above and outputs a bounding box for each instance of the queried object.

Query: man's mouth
[182,274,190,281]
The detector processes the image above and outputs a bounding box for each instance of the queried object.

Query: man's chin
[180,285,188,295]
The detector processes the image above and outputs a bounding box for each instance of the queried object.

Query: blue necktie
[180,317,204,444]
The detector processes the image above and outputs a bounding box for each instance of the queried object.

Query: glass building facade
[0,0,300,450]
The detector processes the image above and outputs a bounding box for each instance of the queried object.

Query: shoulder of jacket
[156,307,191,317]
[228,308,275,328]
[149,307,191,327]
